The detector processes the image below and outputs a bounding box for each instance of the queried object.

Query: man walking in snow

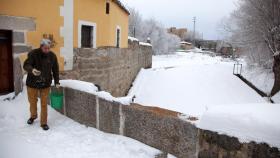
[23,39,60,130]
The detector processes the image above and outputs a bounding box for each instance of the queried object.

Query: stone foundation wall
[59,87,280,158]
[60,40,153,97]
[198,130,280,158]
[61,87,198,158]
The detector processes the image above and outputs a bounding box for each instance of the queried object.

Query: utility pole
[193,16,196,46]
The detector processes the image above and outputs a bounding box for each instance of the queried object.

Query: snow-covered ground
[128,52,280,148]
[1,51,279,156]
[242,65,274,94]
[198,103,280,148]
[242,64,280,103]
[129,52,266,118]
[0,88,162,158]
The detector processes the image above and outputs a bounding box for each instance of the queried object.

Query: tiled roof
[112,0,130,15]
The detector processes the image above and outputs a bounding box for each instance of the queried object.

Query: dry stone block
[198,129,280,158]
[122,104,199,158]
[64,88,96,127]
[98,98,121,134]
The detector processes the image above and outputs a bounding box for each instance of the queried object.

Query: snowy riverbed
[128,52,280,148]
[128,52,267,118]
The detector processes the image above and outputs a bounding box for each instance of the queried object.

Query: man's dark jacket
[23,48,59,89]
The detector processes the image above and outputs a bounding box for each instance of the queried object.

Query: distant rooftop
[180,41,192,45]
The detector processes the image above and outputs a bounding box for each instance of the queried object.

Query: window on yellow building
[106,2,110,14]
[81,25,93,48]
[116,26,121,48]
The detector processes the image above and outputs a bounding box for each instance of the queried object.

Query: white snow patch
[128,36,139,42]
[129,52,266,119]
[198,103,280,148]
[242,65,274,94]
[180,41,192,45]
[59,80,132,105]
[272,92,280,103]
[140,42,152,47]
[0,88,161,158]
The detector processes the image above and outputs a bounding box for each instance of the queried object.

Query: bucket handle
[52,86,63,94]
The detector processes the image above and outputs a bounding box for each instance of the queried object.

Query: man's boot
[27,117,37,125]
[41,124,49,131]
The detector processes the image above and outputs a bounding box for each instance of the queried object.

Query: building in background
[180,41,193,50]
[167,27,188,41]
[0,0,129,94]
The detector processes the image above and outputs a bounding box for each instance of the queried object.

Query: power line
[193,16,196,46]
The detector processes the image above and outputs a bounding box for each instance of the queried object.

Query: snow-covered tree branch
[128,8,180,55]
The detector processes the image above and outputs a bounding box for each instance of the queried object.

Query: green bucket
[50,88,63,110]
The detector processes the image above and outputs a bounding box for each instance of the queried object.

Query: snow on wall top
[128,36,152,47]
[59,80,132,105]
[198,103,280,148]
[128,36,139,42]
[180,41,192,45]
[139,42,152,47]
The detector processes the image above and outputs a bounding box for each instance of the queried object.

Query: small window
[81,25,93,48]
[116,28,120,48]
[106,2,110,14]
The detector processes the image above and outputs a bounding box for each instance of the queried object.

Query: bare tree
[225,0,280,96]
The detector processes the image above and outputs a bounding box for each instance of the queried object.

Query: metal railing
[233,62,243,75]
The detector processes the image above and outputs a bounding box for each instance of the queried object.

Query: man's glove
[32,69,41,76]
[55,84,61,89]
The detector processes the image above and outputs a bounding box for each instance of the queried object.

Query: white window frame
[115,25,121,48]
[78,20,97,48]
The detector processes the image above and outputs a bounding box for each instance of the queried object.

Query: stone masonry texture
[13,31,25,43]
[122,104,199,158]
[0,15,36,31]
[60,40,153,97]
[98,98,120,134]
[198,130,280,158]
[64,88,96,128]
[61,88,280,158]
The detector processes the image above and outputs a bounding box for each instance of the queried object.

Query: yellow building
[0,0,129,94]
[0,0,129,70]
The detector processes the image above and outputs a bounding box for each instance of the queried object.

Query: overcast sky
[121,0,238,40]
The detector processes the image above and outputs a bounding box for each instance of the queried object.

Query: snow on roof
[112,0,130,15]
[140,42,152,47]
[198,103,280,148]
[128,36,139,42]
[180,41,192,45]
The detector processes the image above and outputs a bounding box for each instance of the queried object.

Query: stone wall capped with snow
[57,87,280,158]
[60,40,153,97]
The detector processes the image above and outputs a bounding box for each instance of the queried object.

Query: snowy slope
[129,52,266,118]
[242,66,274,94]
[0,89,161,158]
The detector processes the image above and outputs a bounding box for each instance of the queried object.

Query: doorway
[81,25,93,48]
[0,30,14,94]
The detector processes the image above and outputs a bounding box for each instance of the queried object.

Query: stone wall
[0,15,35,95]
[57,87,280,158]
[60,40,153,97]
[198,130,280,158]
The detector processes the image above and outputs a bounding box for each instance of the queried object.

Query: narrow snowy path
[0,89,161,158]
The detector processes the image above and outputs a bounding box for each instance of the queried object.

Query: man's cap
[40,38,51,46]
